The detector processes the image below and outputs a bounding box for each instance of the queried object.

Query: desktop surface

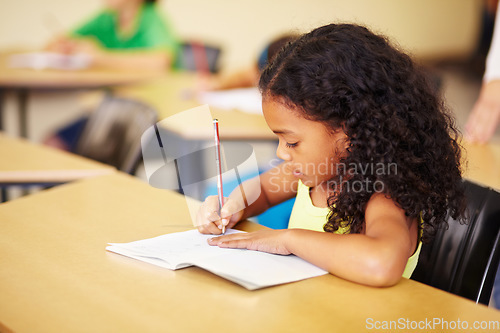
[0,173,498,332]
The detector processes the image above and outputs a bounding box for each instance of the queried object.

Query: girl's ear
[338,123,350,151]
[343,137,351,151]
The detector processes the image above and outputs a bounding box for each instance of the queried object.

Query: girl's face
[262,96,348,188]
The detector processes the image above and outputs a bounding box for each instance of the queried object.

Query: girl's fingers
[205,209,221,223]
[208,233,246,245]
[220,199,244,226]
[195,196,220,227]
[196,196,243,233]
[197,221,222,235]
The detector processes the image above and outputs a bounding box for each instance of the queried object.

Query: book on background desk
[9,52,91,70]
[106,229,327,290]
[197,88,262,114]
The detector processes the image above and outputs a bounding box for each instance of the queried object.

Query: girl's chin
[301,177,331,189]
[300,177,317,187]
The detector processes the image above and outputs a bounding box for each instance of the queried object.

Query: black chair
[411,180,500,305]
[175,40,222,73]
[74,96,157,175]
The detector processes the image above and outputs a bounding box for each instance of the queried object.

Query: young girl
[196,23,466,287]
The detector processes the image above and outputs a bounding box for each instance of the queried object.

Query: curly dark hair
[259,23,467,242]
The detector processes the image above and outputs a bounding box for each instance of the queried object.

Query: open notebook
[106,229,327,290]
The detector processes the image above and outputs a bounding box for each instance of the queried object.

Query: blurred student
[44,0,179,151]
[198,34,297,91]
[46,0,178,71]
[465,1,500,143]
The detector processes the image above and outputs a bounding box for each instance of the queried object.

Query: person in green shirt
[47,0,179,71]
[44,0,179,151]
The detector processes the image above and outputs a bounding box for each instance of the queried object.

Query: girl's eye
[285,142,298,148]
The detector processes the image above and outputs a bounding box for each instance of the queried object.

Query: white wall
[0,0,483,71]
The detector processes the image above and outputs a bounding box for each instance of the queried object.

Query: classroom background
[0,0,492,144]
[2,0,500,327]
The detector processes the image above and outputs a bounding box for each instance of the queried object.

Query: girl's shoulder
[364,193,414,230]
[365,192,400,213]
[364,193,419,251]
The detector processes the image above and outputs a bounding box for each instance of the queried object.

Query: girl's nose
[276,142,291,161]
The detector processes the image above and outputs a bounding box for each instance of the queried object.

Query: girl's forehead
[262,96,346,138]
[263,98,332,135]
[262,96,303,118]
[262,99,304,130]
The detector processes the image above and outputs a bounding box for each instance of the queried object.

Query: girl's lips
[292,170,302,177]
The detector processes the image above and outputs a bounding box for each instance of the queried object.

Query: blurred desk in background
[114,72,277,200]
[462,140,500,191]
[0,50,162,137]
[0,131,115,186]
[113,72,500,193]
[116,75,500,184]
[116,73,500,195]
[113,72,275,141]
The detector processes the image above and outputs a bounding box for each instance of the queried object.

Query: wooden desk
[0,50,162,137]
[0,132,115,185]
[114,72,275,140]
[0,172,498,332]
[462,140,500,191]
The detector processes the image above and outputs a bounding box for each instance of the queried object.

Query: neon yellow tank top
[288,180,421,279]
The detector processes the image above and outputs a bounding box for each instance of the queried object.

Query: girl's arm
[209,193,417,287]
[196,162,297,234]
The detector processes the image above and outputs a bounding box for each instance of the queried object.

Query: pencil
[213,119,225,234]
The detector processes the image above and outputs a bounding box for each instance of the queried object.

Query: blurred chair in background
[74,96,157,174]
[175,40,222,74]
[197,34,297,91]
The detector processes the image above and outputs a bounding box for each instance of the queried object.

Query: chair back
[176,40,221,73]
[411,180,500,304]
[74,97,157,174]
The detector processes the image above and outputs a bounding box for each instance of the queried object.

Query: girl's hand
[196,196,244,234]
[207,229,292,255]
